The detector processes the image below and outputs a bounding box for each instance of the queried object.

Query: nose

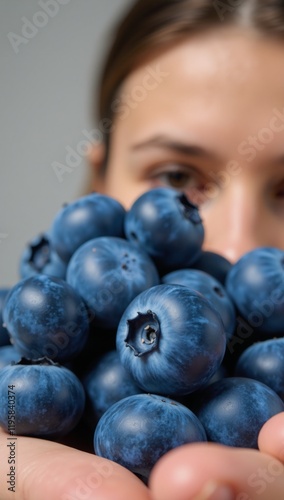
[200,180,276,264]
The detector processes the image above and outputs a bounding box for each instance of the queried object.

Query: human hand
[1,413,284,500]
[0,426,151,500]
[149,412,284,499]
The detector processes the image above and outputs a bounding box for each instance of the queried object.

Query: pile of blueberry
[0,187,284,483]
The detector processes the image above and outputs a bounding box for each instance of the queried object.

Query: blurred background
[0,0,132,286]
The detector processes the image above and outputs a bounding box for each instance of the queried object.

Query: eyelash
[275,183,284,198]
[148,163,208,204]
[147,163,284,205]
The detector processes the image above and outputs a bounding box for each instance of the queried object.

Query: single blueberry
[226,247,284,337]
[194,377,284,448]
[49,192,126,262]
[235,338,284,401]
[0,357,85,437]
[94,393,207,482]
[3,275,89,363]
[124,187,204,273]
[116,284,226,396]
[66,236,159,330]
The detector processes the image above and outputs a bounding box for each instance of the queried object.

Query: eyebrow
[131,135,218,159]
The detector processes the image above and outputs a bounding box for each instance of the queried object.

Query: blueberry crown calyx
[125,310,160,357]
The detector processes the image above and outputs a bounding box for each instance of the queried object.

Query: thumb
[258,412,284,463]
[149,442,284,500]
[0,428,151,500]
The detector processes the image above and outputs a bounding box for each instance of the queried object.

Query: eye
[149,163,208,205]
[275,182,284,198]
[158,170,192,189]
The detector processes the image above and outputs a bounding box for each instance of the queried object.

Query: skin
[91,26,284,263]
[1,26,284,500]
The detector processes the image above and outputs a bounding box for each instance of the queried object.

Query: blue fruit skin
[0,359,85,437]
[49,193,126,262]
[0,346,21,369]
[3,275,89,363]
[162,269,236,341]
[194,377,284,448]
[19,233,67,280]
[66,236,160,330]
[0,289,11,346]
[191,251,232,286]
[116,284,226,396]
[94,393,207,481]
[82,350,143,427]
[124,187,204,273]
[234,339,284,401]
[225,247,284,336]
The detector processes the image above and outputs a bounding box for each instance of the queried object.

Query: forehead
[116,27,284,153]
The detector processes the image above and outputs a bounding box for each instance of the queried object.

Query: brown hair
[95,0,284,163]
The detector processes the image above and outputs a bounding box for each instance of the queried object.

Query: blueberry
[124,187,204,273]
[0,346,21,369]
[66,236,159,330]
[94,393,207,482]
[225,247,284,337]
[191,250,232,285]
[194,377,284,448]
[49,193,126,262]
[116,284,226,396]
[162,269,236,341]
[3,275,89,363]
[0,288,11,346]
[0,357,85,437]
[82,350,143,428]
[234,339,284,400]
[19,233,67,280]
[222,314,261,375]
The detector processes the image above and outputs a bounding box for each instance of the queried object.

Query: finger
[149,442,284,500]
[258,412,284,463]
[0,428,151,500]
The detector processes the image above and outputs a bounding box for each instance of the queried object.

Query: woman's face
[91,26,284,263]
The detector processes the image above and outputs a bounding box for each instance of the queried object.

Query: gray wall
[0,0,132,286]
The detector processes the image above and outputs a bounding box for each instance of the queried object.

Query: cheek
[265,221,284,251]
[197,203,219,242]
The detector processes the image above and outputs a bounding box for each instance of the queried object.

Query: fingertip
[149,441,284,500]
[149,445,198,500]
[258,412,284,463]
[149,443,235,500]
